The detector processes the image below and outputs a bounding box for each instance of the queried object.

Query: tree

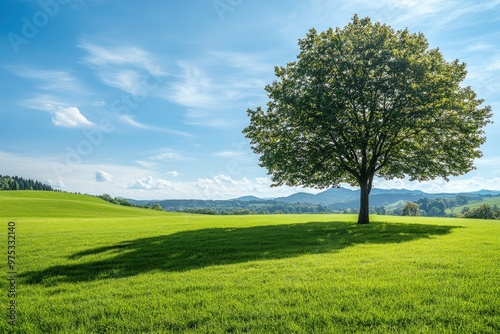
[243,15,492,224]
[402,202,419,216]
[373,206,386,215]
[463,204,496,219]
[426,199,447,217]
[152,203,163,211]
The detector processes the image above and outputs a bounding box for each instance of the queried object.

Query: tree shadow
[20,221,459,285]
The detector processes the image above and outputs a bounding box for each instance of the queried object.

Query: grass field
[1,191,499,333]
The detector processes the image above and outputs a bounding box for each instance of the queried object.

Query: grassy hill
[0,191,167,218]
[1,191,499,333]
[447,196,500,215]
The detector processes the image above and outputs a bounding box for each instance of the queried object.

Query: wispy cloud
[79,42,167,97]
[132,149,194,172]
[214,150,251,161]
[99,70,146,95]
[149,151,190,161]
[372,175,500,193]
[289,0,500,36]
[465,42,494,53]
[167,62,221,109]
[8,66,90,95]
[207,51,273,74]
[381,0,500,30]
[22,94,69,112]
[164,51,271,128]
[475,156,500,168]
[120,115,148,129]
[79,42,166,76]
[119,115,195,137]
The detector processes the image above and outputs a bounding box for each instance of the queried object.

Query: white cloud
[192,174,307,199]
[133,150,194,172]
[162,52,270,128]
[125,176,176,190]
[465,42,493,53]
[22,94,67,112]
[214,150,249,160]
[20,95,94,128]
[371,175,500,194]
[46,178,66,188]
[168,63,220,109]
[79,42,167,97]
[363,0,499,29]
[486,57,500,72]
[99,70,146,95]
[285,0,500,41]
[79,42,166,76]
[207,51,272,74]
[52,106,93,127]
[95,170,113,182]
[184,109,238,128]
[256,177,270,185]
[475,156,500,167]
[7,66,90,96]
[126,176,155,189]
[119,115,195,137]
[120,115,148,129]
[149,151,190,161]
[135,160,156,169]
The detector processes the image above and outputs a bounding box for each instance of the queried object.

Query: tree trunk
[357,178,371,224]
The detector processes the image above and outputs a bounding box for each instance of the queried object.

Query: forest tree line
[0,175,55,191]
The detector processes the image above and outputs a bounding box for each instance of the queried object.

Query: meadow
[1,191,499,333]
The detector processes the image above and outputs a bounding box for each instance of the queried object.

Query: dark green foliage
[98,194,137,208]
[98,194,117,204]
[0,175,54,191]
[243,15,492,224]
[402,202,420,216]
[417,196,473,217]
[151,203,163,211]
[463,204,500,219]
[169,200,335,215]
[373,206,386,215]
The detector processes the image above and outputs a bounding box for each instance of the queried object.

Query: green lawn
[1,191,499,333]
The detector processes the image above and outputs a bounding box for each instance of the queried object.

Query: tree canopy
[402,202,420,216]
[243,15,492,224]
[0,175,54,191]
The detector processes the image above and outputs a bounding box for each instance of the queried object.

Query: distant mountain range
[232,187,500,209]
[129,187,500,212]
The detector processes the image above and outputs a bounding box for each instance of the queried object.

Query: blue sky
[1,0,499,200]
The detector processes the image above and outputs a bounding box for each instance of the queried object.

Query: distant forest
[158,199,335,215]
[0,175,55,191]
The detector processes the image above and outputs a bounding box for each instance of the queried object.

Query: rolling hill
[0,191,167,218]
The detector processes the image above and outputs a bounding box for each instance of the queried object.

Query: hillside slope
[0,191,169,218]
